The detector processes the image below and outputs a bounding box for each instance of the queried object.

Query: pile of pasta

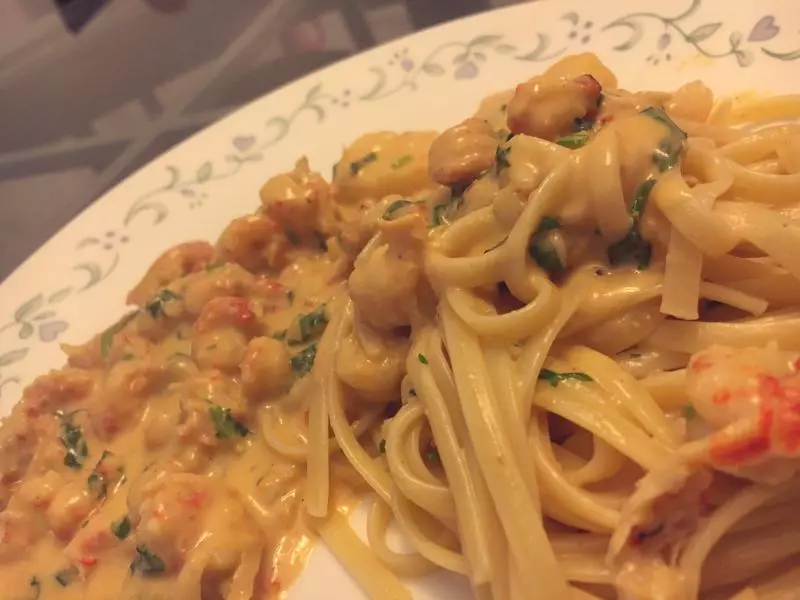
[2,52,800,600]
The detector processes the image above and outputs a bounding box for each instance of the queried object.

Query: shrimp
[216,213,290,274]
[130,473,215,573]
[428,117,498,185]
[507,73,603,140]
[127,241,214,306]
[683,344,800,482]
[259,157,334,236]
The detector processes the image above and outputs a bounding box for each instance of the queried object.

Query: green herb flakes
[100,311,139,359]
[145,289,181,319]
[287,305,328,345]
[378,439,386,454]
[286,290,295,305]
[56,411,88,471]
[54,566,78,587]
[682,405,697,421]
[29,576,41,599]
[130,546,166,577]
[382,199,413,221]
[111,516,131,540]
[495,144,511,174]
[286,229,301,246]
[640,106,687,172]
[208,404,249,438]
[607,178,657,269]
[538,369,593,387]
[390,155,413,170]
[349,151,378,176]
[417,353,429,365]
[291,343,318,377]
[556,131,591,149]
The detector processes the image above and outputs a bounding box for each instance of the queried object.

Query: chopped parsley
[208,403,249,438]
[349,151,378,176]
[87,450,114,498]
[431,190,465,227]
[130,546,166,577]
[205,261,225,272]
[607,179,657,269]
[313,230,328,251]
[528,217,564,276]
[111,516,131,540]
[54,566,78,587]
[425,446,440,463]
[382,199,414,221]
[290,343,317,377]
[29,576,41,599]
[286,229,301,246]
[538,369,593,387]
[682,405,697,421]
[272,329,287,341]
[556,131,591,149]
[287,305,328,345]
[286,290,295,305]
[417,353,429,365]
[100,310,139,359]
[390,155,413,170]
[495,144,511,174]
[145,289,181,319]
[56,411,88,471]
[378,439,386,453]
[640,106,687,172]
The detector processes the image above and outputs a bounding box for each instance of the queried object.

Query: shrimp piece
[216,213,290,275]
[46,479,98,541]
[16,368,95,418]
[685,344,800,481]
[348,245,420,332]
[127,241,214,306]
[87,359,168,439]
[64,519,118,572]
[0,509,48,563]
[259,157,334,236]
[194,296,262,335]
[182,262,256,315]
[240,337,292,400]
[428,117,497,186]
[507,74,603,140]
[130,473,215,573]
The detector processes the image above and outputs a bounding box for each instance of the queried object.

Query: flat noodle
[4,53,800,600]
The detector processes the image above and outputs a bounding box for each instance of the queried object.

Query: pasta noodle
[2,53,800,600]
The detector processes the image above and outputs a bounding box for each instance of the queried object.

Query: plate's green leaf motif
[0,348,28,367]
[124,202,169,227]
[686,23,722,43]
[603,18,645,51]
[452,51,469,64]
[164,165,180,189]
[469,34,503,47]
[76,237,101,250]
[517,33,563,62]
[359,67,388,100]
[305,83,323,102]
[15,294,43,323]
[48,287,73,304]
[421,63,445,76]
[73,262,104,290]
[729,31,743,48]
[32,311,56,322]
[19,322,34,340]
[562,11,580,26]
[494,43,517,54]
[264,116,290,144]
[762,48,800,61]
[196,162,213,183]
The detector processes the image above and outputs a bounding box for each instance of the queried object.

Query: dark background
[0,0,529,283]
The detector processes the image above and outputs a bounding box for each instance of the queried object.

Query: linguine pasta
[2,53,800,600]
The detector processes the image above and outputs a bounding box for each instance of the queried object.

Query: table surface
[0,0,530,284]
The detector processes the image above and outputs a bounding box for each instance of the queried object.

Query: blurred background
[0,0,529,283]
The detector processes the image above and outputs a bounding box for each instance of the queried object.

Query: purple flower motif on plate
[232,135,256,152]
[657,33,672,50]
[401,59,415,71]
[454,61,478,79]
[748,16,780,42]
[39,321,68,342]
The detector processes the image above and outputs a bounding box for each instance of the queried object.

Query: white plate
[1,0,799,597]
